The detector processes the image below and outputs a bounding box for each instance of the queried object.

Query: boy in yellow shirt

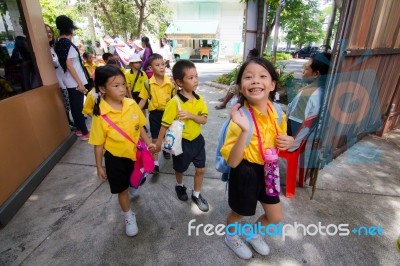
[125,54,148,106]
[155,60,209,212]
[139,53,175,173]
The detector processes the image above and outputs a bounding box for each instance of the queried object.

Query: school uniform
[220,101,287,216]
[82,89,96,115]
[162,91,208,173]
[139,75,175,138]
[125,69,148,104]
[89,98,146,193]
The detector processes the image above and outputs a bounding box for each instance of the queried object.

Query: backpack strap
[130,70,143,92]
[272,102,283,124]
[241,107,254,146]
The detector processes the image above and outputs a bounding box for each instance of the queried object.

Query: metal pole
[243,0,258,60]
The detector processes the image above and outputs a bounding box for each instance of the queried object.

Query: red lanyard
[248,103,279,161]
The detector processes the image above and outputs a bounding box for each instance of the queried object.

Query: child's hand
[276,135,294,150]
[230,103,250,133]
[178,110,192,120]
[147,143,157,153]
[97,167,107,181]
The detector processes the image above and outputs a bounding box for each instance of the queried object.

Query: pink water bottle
[264,148,280,196]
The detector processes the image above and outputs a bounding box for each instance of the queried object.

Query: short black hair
[148,53,163,66]
[172,60,196,81]
[102,52,113,62]
[310,52,332,86]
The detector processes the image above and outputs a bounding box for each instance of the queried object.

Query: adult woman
[286,52,331,151]
[141,36,153,78]
[54,15,90,140]
[45,24,73,128]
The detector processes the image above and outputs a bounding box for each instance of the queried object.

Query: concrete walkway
[1,83,399,266]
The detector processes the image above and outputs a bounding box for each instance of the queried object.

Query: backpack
[215,102,283,182]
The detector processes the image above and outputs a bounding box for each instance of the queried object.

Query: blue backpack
[215,103,283,182]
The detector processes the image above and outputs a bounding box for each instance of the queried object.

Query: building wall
[0,0,72,226]
[169,0,244,59]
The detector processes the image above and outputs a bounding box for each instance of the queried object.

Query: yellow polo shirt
[82,89,96,115]
[162,92,208,141]
[220,101,287,165]
[125,70,148,93]
[138,75,175,111]
[84,62,97,77]
[88,97,146,160]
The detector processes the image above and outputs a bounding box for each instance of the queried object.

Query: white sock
[154,161,159,166]
[123,210,133,219]
[176,183,184,187]
[193,191,200,198]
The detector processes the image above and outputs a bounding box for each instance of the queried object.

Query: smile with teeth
[249,87,264,93]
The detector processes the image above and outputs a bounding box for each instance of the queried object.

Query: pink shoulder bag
[101,115,154,188]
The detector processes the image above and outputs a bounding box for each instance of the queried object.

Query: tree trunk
[99,1,116,36]
[323,0,337,51]
[272,0,281,62]
[134,0,146,39]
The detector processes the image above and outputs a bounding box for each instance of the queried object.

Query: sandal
[215,105,226,110]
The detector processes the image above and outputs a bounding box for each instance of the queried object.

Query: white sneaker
[247,234,270,255]
[125,212,138,236]
[225,235,253,260]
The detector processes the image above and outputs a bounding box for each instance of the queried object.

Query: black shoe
[215,105,226,110]
[152,165,159,174]
[175,185,188,201]
[163,151,171,159]
[192,193,209,212]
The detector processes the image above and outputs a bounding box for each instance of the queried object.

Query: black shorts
[229,159,280,216]
[173,134,206,173]
[104,151,134,194]
[149,110,164,139]
[132,91,148,109]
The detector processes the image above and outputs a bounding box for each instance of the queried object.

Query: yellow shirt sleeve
[82,91,95,115]
[138,83,149,100]
[161,98,178,127]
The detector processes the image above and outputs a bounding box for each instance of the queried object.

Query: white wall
[168,0,244,59]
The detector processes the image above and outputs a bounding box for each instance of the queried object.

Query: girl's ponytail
[92,91,101,116]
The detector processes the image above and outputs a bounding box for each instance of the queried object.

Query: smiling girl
[220,57,294,259]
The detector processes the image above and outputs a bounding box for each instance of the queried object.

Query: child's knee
[195,168,205,176]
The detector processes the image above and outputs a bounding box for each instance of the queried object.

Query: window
[0,0,41,101]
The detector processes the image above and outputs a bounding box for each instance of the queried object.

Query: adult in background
[286,52,331,151]
[159,38,172,69]
[141,36,154,78]
[55,15,90,141]
[45,23,73,128]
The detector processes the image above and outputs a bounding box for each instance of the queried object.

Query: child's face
[302,59,319,83]
[150,59,165,76]
[100,75,126,102]
[86,53,94,64]
[130,62,141,71]
[240,62,276,104]
[176,67,198,92]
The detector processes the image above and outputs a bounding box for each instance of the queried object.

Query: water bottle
[264,148,281,196]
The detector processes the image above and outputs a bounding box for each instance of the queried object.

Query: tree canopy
[39,0,172,41]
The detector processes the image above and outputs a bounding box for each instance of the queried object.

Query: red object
[279,115,318,198]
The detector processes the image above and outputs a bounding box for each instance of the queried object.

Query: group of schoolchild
[87,50,299,260]
[50,15,330,260]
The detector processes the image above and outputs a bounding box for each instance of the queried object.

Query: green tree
[39,0,83,37]
[76,0,172,40]
[280,0,324,48]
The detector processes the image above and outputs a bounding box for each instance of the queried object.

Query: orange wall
[0,1,70,205]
